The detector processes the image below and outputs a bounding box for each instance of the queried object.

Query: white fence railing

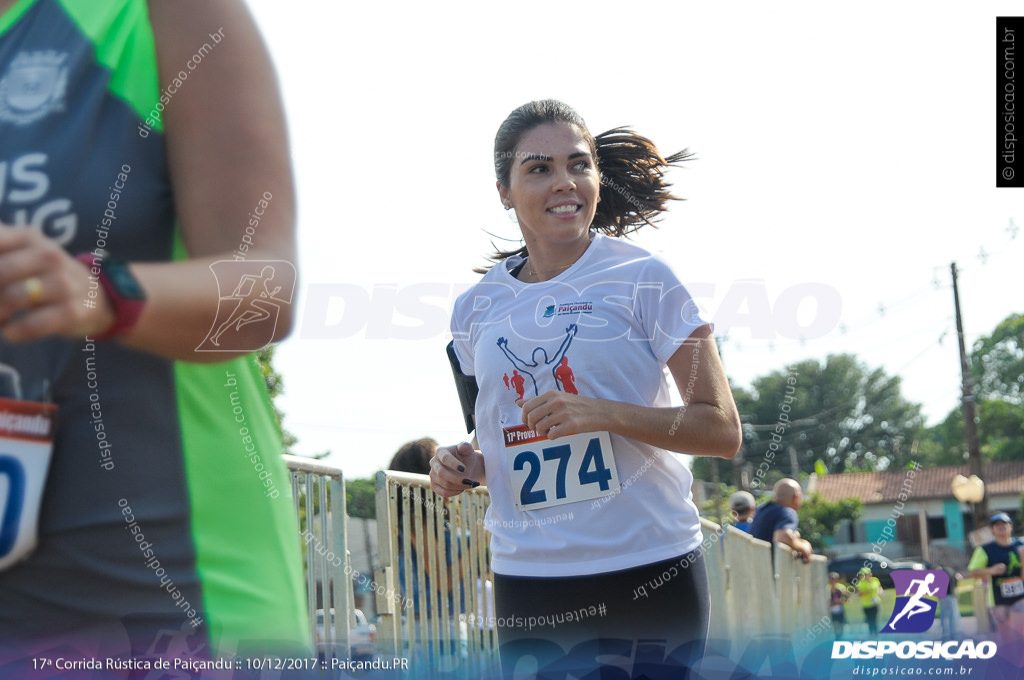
[368,473,828,668]
[703,522,829,641]
[284,454,351,660]
[373,470,497,677]
[282,459,831,671]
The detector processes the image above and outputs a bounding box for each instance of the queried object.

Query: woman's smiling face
[498,122,600,252]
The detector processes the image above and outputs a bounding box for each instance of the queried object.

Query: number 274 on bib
[503,427,621,511]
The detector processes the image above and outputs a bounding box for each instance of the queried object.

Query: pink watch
[76,252,147,340]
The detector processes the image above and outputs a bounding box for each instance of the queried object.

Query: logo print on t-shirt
[496,324,579,398]
[553,356,578,395]
[544,301,593,317]
[0,153,78,245]
[504,370,526,400]
[0,51,68,126]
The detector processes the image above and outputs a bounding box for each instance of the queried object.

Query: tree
[346,477,377,519]
[914,408,968,466]
[694,354,926,486]
[918,399,1024,464]
[976,399,1024,461]
[966,312,1024,461]
[916,313,1024,465]
[796,492,862,551]
[970,313,1024,405]
[698,482,738,526]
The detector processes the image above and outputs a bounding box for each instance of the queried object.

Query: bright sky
[245,0,1023,480]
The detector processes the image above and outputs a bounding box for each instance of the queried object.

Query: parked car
[828,552,928,589]
[315,608,377,660]
[350,608,377,660]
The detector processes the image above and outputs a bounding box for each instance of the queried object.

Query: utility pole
[951,262,987,528]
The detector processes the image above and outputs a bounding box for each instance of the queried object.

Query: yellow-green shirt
[857,576,882,606]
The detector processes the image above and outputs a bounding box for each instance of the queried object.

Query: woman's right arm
[437,333,485,496]
[430,440,486,498]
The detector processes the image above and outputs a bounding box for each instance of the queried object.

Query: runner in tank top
[0,0,308,665]
[969,512,1024,639]
[430,100,742,680]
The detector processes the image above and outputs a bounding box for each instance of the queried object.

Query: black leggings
[493,549,710,680]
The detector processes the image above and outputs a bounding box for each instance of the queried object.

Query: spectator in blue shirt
[749,479,813,564]
[730,491,756,533]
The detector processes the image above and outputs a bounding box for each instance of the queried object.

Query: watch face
[105,259,146,300]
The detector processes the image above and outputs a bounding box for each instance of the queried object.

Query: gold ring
[24,277,44,307]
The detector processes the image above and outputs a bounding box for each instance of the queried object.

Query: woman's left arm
[517,324,742,458]
[123,0,298,360]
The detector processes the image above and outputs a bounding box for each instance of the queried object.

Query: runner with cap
[969,512,1024,639]
[855,566,884,636]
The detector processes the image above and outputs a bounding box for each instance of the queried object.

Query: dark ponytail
[592,127,693,235]
[481,100,691,268]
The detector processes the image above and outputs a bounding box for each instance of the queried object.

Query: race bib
[504,426,620,511]
[0,398,56,572]
[999,577,1024,599]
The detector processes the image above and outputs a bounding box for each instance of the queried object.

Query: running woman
[430,100,742,679]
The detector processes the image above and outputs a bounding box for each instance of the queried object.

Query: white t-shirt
[450,234,708,577]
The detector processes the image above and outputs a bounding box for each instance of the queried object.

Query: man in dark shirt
[749,478,814,564]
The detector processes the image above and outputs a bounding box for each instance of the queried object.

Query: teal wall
[944,499,965,551]
[863,519,891,545]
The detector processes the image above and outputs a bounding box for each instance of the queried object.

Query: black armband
[447,340,478,434]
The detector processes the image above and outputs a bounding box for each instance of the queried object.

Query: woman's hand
[0,226,115,342]
[430,442,486,498]
[516,392,606,439]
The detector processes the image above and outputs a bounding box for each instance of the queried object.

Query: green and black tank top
[0,0,309,660]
